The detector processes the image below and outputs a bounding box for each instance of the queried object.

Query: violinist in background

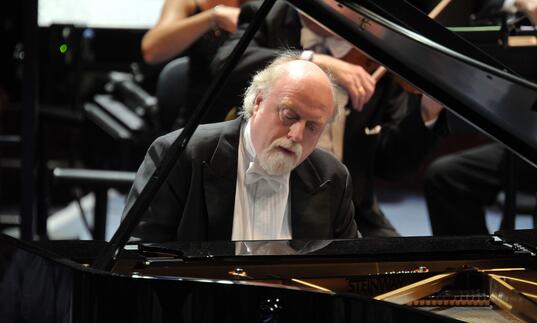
[142,0,248,131]
[211,1,447,237]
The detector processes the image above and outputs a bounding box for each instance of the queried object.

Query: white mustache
[258,137,303,176]
[271,137,302,159]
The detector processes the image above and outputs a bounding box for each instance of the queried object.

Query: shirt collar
[300,26,353,58]
[243,119,256,163]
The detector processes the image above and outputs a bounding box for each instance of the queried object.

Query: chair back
[155,56,191,132]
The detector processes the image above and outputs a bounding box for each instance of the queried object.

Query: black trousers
[424,142,537,235]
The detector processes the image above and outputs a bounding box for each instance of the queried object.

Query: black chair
[51,168,136,240]
[155,56,191,133]
[497,151,537,230]
[497,190,537,229]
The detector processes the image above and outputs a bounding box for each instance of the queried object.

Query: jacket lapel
[290,156,332,239]
[203,119,242,240]
[202,119,333,240]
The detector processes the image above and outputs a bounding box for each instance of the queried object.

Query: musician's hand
[313,53,376,111]
[515,0,537,24]
[212,5,240,33]
[420,94,443,126]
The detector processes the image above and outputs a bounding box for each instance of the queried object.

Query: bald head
[242,53,337,121]
[270,59,335,122]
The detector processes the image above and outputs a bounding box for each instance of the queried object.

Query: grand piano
[2,0,537,322]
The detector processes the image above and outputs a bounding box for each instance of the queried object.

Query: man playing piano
[124,53,359,242]
[211,1,447,237]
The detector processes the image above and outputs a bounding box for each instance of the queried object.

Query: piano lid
[288,0,537,168]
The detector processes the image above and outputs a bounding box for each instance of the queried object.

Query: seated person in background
[125,53,359,242]
[211,1,447,237]
[424,0,537,236]
[425,143,537,235]
[142,0,245,131]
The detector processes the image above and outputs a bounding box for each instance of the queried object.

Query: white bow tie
[245,161,288,191]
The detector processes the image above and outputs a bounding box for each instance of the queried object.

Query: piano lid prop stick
[371,0,452,81]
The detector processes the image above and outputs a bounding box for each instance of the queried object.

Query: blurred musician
[212,1,447,237]
[142,0,247,131]
[125,53,359,242]
[142,0,242,64]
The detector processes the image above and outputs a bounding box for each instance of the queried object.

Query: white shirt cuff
[502,0,517,13]
[424,116,439,129]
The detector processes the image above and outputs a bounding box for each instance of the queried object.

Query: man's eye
[284,112,296,120]
[282,109,298,121]
[307,123,318,132]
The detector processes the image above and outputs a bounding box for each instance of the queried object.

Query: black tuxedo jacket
[125,118,358,242]
[211,1,447,236]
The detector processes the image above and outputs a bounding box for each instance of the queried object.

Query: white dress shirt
[231,121,292,241]
[502,0,517,13]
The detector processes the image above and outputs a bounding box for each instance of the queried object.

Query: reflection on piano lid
[289,0,537,168]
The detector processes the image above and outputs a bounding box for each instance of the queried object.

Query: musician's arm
[141,0,240,64]
[311,53,376,112]
[420,94,444,126]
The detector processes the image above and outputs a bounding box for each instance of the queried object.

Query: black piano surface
[2,231,537,323]
[454,27,537,83]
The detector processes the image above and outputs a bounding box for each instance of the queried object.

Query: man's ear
[253,92,264,115]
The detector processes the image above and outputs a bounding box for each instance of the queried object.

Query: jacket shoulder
[308,148,350,179]
[150,120,235,161]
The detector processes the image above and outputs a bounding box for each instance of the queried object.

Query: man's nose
[288,121,305,143]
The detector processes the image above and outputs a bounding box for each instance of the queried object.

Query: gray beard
[258,138,302,176]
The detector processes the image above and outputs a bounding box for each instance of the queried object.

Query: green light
[59,44,68,54]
